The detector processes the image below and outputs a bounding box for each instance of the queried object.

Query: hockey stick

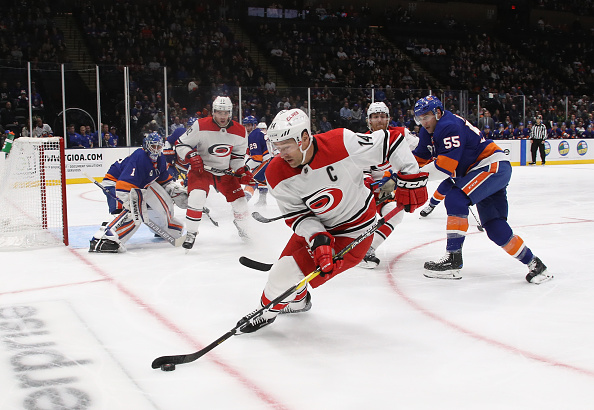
[239,256,272,271]
[469,207,484,232]
[151,203,404,369]
[203,165,259,185]
[202,206,219,227]
[83,173,186,247]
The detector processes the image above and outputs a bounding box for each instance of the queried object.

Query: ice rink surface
[2,164,593,410]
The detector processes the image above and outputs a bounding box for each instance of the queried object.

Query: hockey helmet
[212,96,232,113]
[143,132,164,162]
[243,115,258,125]
[267,109,311,145]
[414,95,444,124]
[257,122,268,130]
[366,101,390,131]
[187,117,198,128]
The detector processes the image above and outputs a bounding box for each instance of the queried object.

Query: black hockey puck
[161,363,176,371]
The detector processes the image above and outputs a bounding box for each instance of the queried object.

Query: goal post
[0,137,69,248]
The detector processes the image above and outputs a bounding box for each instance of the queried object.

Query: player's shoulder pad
[228,120,247,138]
[265,156,301,189]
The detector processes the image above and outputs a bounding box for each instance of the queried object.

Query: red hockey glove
[394,171,429,213]
[185,151,204,174]
[235,166,254,185]
[310,232,342,276]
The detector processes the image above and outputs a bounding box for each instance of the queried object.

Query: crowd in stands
[1,0,593,146]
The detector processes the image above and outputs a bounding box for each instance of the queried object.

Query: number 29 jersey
[265,128,419,241]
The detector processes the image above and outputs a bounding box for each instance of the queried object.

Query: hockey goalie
[89,132,187,253]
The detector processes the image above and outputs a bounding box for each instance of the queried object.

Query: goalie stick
[151,203,404,369]
[83,173,186,247]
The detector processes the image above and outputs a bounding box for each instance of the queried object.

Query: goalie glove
[310,232,343,276]
[394,171,429,213]
[164,181,189,209]
[234,166,254,185]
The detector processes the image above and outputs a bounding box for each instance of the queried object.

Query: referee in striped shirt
[529,115,547,165]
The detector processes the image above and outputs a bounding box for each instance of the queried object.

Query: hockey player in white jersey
[175,96,253,249]
[359,101,419,268]
[237,108,428,333]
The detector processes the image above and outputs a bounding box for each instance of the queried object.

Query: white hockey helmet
[257,122,268,130]
[212,96,232,113]
[267,109,311,145]
[366,101,390,131]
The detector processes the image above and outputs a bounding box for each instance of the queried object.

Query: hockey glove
[234,166,254,185]
[164,181,189,209]
[185,151,204,174]
[378,170,397,202]
[394,171,429,213]
[310,232,343,276]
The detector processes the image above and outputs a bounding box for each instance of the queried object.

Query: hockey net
[0,137,69,249]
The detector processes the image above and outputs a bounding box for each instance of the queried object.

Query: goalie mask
[366,102,390,131]
[143,132,164,162]
[212,96,232,127]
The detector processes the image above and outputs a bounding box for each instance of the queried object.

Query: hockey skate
[255,190,267,207]
[526,256,552,284]
[236,311,277,334]
[358,246,380,269]
[280,292,312,314]
[420,203,436,217]
[424,251,463,279]
[89,238,120,253]
[182,232,197,250]
[234,220,250,241]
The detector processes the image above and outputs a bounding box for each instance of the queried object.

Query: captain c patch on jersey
[304,188,343,215]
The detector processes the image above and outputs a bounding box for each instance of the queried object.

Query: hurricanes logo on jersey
[305,188,343,215]
[208,144,233,157]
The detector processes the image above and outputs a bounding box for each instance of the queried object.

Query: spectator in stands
[32,117,53,138]
[1,101,18,133]
[169,116,184,134]
[100,124,118,147]
[477,109,495,131]
[319,115,333,133]
[339,101,352,127]
[350,103,363,131]
[67,124,83,148]
[0,81,10,102]
[109,126,120,146]
[548,123,559,139]
[79,125,94,148]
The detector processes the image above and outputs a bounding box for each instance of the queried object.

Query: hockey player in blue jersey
[412,96,551,283]
[163,117,198,181]
[90,132,188,253]
[243,116,271,206]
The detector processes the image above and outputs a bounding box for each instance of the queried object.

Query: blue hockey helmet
[143,132,164,162]
[414,96,444,124]
[187,117,198,128]
[243,115,258,125]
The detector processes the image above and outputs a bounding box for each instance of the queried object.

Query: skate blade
[358,261,378,269]
[423,270,462,280]
[528,273,553,284]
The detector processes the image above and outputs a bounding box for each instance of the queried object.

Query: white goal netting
[0,137,68,249]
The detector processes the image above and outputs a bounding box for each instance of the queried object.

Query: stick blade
[251,211,271,223]
[151,354,189,369]
[239,256,273,271]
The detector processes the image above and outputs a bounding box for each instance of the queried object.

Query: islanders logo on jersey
[208,144,233,157]
[577,140,588,156]
[558,141,569,156]
[305,188,343,215]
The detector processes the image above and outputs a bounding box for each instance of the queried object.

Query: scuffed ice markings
[1,305,92,409]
